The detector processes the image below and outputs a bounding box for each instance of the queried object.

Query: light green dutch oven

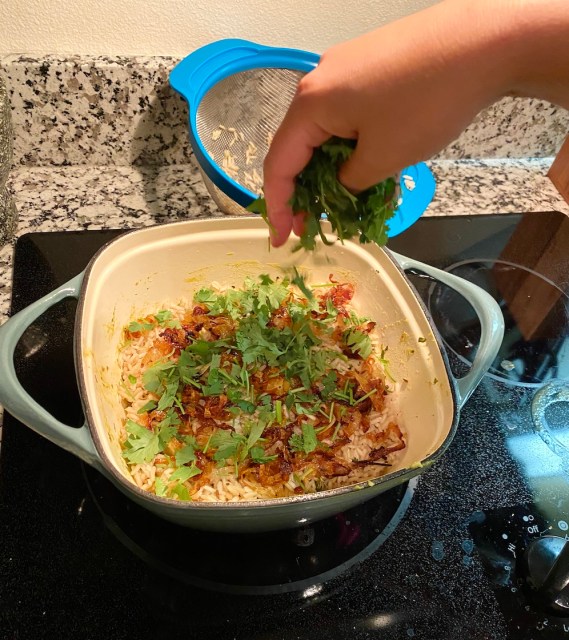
[0,218,504,532]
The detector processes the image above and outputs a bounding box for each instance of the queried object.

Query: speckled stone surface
[434,98,569,160]
[2,54,569,167]
[1,54,193,167]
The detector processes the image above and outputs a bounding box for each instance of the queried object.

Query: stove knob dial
[524,536,569,616]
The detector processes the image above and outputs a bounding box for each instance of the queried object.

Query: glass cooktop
[1,212,568,639]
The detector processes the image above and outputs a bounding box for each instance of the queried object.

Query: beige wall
[0,0,439,57]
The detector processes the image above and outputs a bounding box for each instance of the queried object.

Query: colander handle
[170,38,320,107]
[391,252,504,409]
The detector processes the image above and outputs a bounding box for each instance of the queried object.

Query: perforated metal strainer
[170,40,316,216]
[170,39,436,234]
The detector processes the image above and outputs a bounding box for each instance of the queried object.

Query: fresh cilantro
[301,424,319,453]
[128,320,154,333]
[142,360,177,394]
[172,483,191,501]
[155,477,168,497]
[288,433,303,453]
[211,430,247,464]
[331,380,356,405]
[343,328,373,359]
[289,424,319,455]
[128,374,137,385]
[249,446,277,464]
[291,268,314,301]
[246,137,398,251]
[156,376,181,411]
[155,408,181,430]
[246,419,267,450]
[157,420,178,450]
[155,309,182,328]
[320,370,338,397]
[175,443,197,466]
[122,420,160,464]
[154,309,172,324]
[274,399,283,424]
[170,464,202,483]
[194,288,217,304]
[201,361,226,396]
[177,349,202,383]
[186,339,228,361]
[137,399,157,414]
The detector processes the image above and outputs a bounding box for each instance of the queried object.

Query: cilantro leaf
[343,328,373,359]
[301,424,319,454]
[288,433,304,453]
[288,424,319,455]
[320,370,338,397]
[128,320,155,333]
[211,430,247,464]
[170,464,202,483]
[154,309,181,328]
[175,447,195,466]
[291,268,314,301]
[137,399,157,414]
[155,477,168,497]
[172,483,191,501]
[249,446,277,464]
[122,420,160,464]
[142,360,176,394]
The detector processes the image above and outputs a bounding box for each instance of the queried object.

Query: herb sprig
[247,137,398,251]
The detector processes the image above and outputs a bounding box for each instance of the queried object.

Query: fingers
[263,107,329,247]
[292,211,306,237]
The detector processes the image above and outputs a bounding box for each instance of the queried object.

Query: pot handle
[0,273,101,467]
[390,252,504,408]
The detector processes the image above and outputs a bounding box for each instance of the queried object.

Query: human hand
[263,0,569,247]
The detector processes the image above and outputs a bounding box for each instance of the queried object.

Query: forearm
[501,0,569,109]
[446,0,569,109]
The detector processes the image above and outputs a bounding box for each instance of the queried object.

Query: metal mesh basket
[195,67,305,215]
[170,39,319,216]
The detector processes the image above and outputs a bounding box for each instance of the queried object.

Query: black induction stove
[1,212,568,640]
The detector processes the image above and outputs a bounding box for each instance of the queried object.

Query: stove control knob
[523,536,569,616]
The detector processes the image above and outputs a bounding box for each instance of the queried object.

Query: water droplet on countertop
[461,539,474,554]
[431,540,445,561]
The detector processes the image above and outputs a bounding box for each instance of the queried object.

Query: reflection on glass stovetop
[1,212,568,640]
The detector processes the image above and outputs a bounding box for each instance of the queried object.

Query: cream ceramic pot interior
[79,217,455,491]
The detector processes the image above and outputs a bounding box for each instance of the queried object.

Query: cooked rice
[117,276,405,503]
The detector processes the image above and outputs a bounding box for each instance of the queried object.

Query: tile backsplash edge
[1,53,568,168]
